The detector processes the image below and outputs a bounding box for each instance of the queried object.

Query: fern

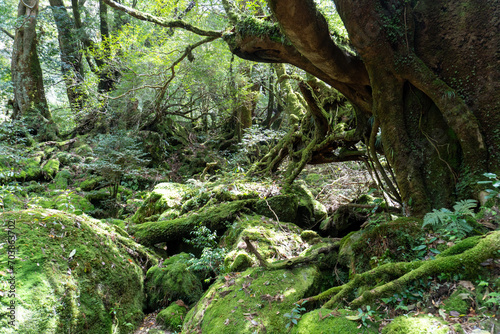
[452,199,477,216]
[423,200,477,240]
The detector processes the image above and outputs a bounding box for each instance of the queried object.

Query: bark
[49,0,86,109]
[11,0,58,140]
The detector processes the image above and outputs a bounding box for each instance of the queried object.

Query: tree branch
[101,0,223,37]
[0,27,14,40]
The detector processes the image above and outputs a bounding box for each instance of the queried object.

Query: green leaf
[345,315,361,321]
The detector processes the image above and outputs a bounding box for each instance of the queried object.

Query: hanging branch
[101,0,223,37]
[0,27,14,40]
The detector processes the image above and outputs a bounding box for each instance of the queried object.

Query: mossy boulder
[291,308,378,334]
[41,159,60,179]
[182,266,322,334]
[382,315,453,334]
[0,192,25,211]
[338,218,423,275]
[223,214,306,271]
[443,288,473,315]
[50,169,72,189]
[255,194,299,222]
[131,200,253,246]
[145,253,203,310]
[131,182,190,224]
[79,176,105,191]
[156,302,188,331]
[55,151,82,166]
[0,209,157,334]
[27,191,94,214]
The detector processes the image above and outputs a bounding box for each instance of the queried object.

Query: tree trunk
[11,0,58,140]
[49,0,86,110]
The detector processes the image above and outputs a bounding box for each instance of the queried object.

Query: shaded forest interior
[0,0,498,333]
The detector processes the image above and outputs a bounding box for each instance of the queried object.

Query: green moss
[80,176,104,191]
[228,252,253,272]
[255,194,299,222]
[183,266,321,334]
[382,315,452,334]
[74,144,93,156]
[439,236,482,257]
[0,192,25,211]
[443,288,472,315]
[223,214,305,270]
[42,159,60,179]
[56,151,82,166]
[339,218,423,275]
[300,230,321,243]
[131,200,252,246]
[51,169,72,189]
[145,253,203,309]
[291,308,378,334]
[130,182,190,224]
[156,303,187,331]
[0,209,154,334]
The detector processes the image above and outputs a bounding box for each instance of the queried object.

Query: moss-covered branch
[310,232,500,309]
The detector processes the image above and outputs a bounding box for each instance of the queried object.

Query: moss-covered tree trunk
[11,0,58,140]
[259,0,500,215]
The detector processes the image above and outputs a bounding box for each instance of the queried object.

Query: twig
[243,236,268,268]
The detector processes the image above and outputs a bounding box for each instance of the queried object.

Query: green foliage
[87,132,150,198]
[422,199,477,240]
[477,172,500,200]
[284,300,307,329]
[184,225,228,277]
[345,305,376,328]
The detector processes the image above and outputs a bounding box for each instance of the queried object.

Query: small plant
[422,199,477,240]
[346,305,375,328]
[412,236,441,260]
[284,300,307,329]
[184,225,227,278]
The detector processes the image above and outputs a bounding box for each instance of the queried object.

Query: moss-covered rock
[255,194,299,222]
[56,151,82,166]
[0,192,25,211]
[79,176,105,191]
[131,182,190,224]
[145,253,203,310]
[183,266,322,334]
[51,169,72,189]
[338,218,423,275]
[291,308,378,334]
[443,288,473,315]
[223,214,306,271]
[27,191,94,214]
[382,315,453,334]
[131,200,253,246]
[0,209,157,334]
[41,159,60,179]
[156,302,188,331]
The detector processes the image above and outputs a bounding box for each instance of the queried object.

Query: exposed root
[304,232,500,309]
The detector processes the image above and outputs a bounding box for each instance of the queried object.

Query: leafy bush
[184,225,227,278]
[422,199,477,240]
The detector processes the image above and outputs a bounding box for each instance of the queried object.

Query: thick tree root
[243,237,340,270]
[305,232,500,309]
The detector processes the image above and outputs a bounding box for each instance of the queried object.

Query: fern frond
[422,208,452,229]
[453,199,477,217]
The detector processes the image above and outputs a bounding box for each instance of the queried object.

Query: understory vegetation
[0,0,499,333]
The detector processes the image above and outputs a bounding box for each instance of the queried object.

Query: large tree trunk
[49,0,86,110]
[11,0,58,140]
[261,0,499,215]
